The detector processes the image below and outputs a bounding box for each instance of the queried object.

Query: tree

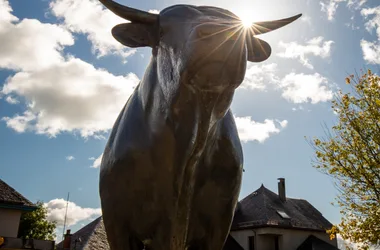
[310,69,380,250]
[18,200,56,241]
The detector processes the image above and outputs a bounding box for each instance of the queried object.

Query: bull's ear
[111,23,157,48]
[246,37,272,62]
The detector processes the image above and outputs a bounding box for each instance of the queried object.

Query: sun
[240,14,254,28]
[235,7,267,29]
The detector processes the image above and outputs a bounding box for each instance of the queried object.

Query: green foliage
[18,200,56,241]
[311,70,380,250]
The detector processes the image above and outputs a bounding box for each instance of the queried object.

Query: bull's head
[99,0,301,92]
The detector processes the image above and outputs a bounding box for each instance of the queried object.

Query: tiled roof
[231,185,333,232]
[0,178,36,208]
[297,235,339,250]
[56,216,109,250]
[57,216,243,250]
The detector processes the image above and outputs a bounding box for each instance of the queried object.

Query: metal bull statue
[98,1,301,249]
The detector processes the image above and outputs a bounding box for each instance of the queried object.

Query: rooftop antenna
[62,192,70,242]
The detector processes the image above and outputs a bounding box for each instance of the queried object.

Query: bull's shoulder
[102,90,150,163]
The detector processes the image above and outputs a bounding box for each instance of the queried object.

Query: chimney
[278,178,286,202]
[63,229,72,249]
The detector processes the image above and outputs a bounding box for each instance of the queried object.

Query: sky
[1,0,380,247]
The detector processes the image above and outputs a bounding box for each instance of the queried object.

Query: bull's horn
[98,0,158,24]
[251,14,302,35]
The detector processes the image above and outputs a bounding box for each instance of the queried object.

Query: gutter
[231,224,328,233]
[0,203,38,212]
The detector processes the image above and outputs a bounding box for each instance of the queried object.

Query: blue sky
[1,0,380,244]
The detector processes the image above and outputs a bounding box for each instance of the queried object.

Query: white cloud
[291,105,312,112]
[5,96,19,104]
[361,40,380,64]
[88,157,95,160]
[362,6,380,37]
[239,63,280,90]
[277,37,334,69]
[239,62,334,104]
[347,0,367,9]
[66,155,75,161]
[1,57,140,138]
[50,0,136,59]
[148,9,160,14]
[235,116,288,143]
[0,0,18,23]
[280,73,334,104]
[0,0,139,139]
[320,0,367,21]
[91,153,103,168]
[360,6,380,64]
[45,198,101,227]
[292,105,304,111]
[0,1,74,72]
[320,0,345,21]
[2,111,36,133]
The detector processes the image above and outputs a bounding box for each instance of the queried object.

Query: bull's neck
[138,58,235,138]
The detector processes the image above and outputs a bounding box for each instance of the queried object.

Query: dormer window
[277,210,290,219]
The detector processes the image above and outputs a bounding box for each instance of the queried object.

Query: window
[277,210,290,219]
[248,236,255,250]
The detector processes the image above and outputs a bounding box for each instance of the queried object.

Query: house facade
[0,178,55,250]
[0,178,37,238]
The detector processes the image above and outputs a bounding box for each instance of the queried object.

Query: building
[0,178,55,250]
[57,178,338,250]
[0,178,37,238]
[230,178,338,250]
